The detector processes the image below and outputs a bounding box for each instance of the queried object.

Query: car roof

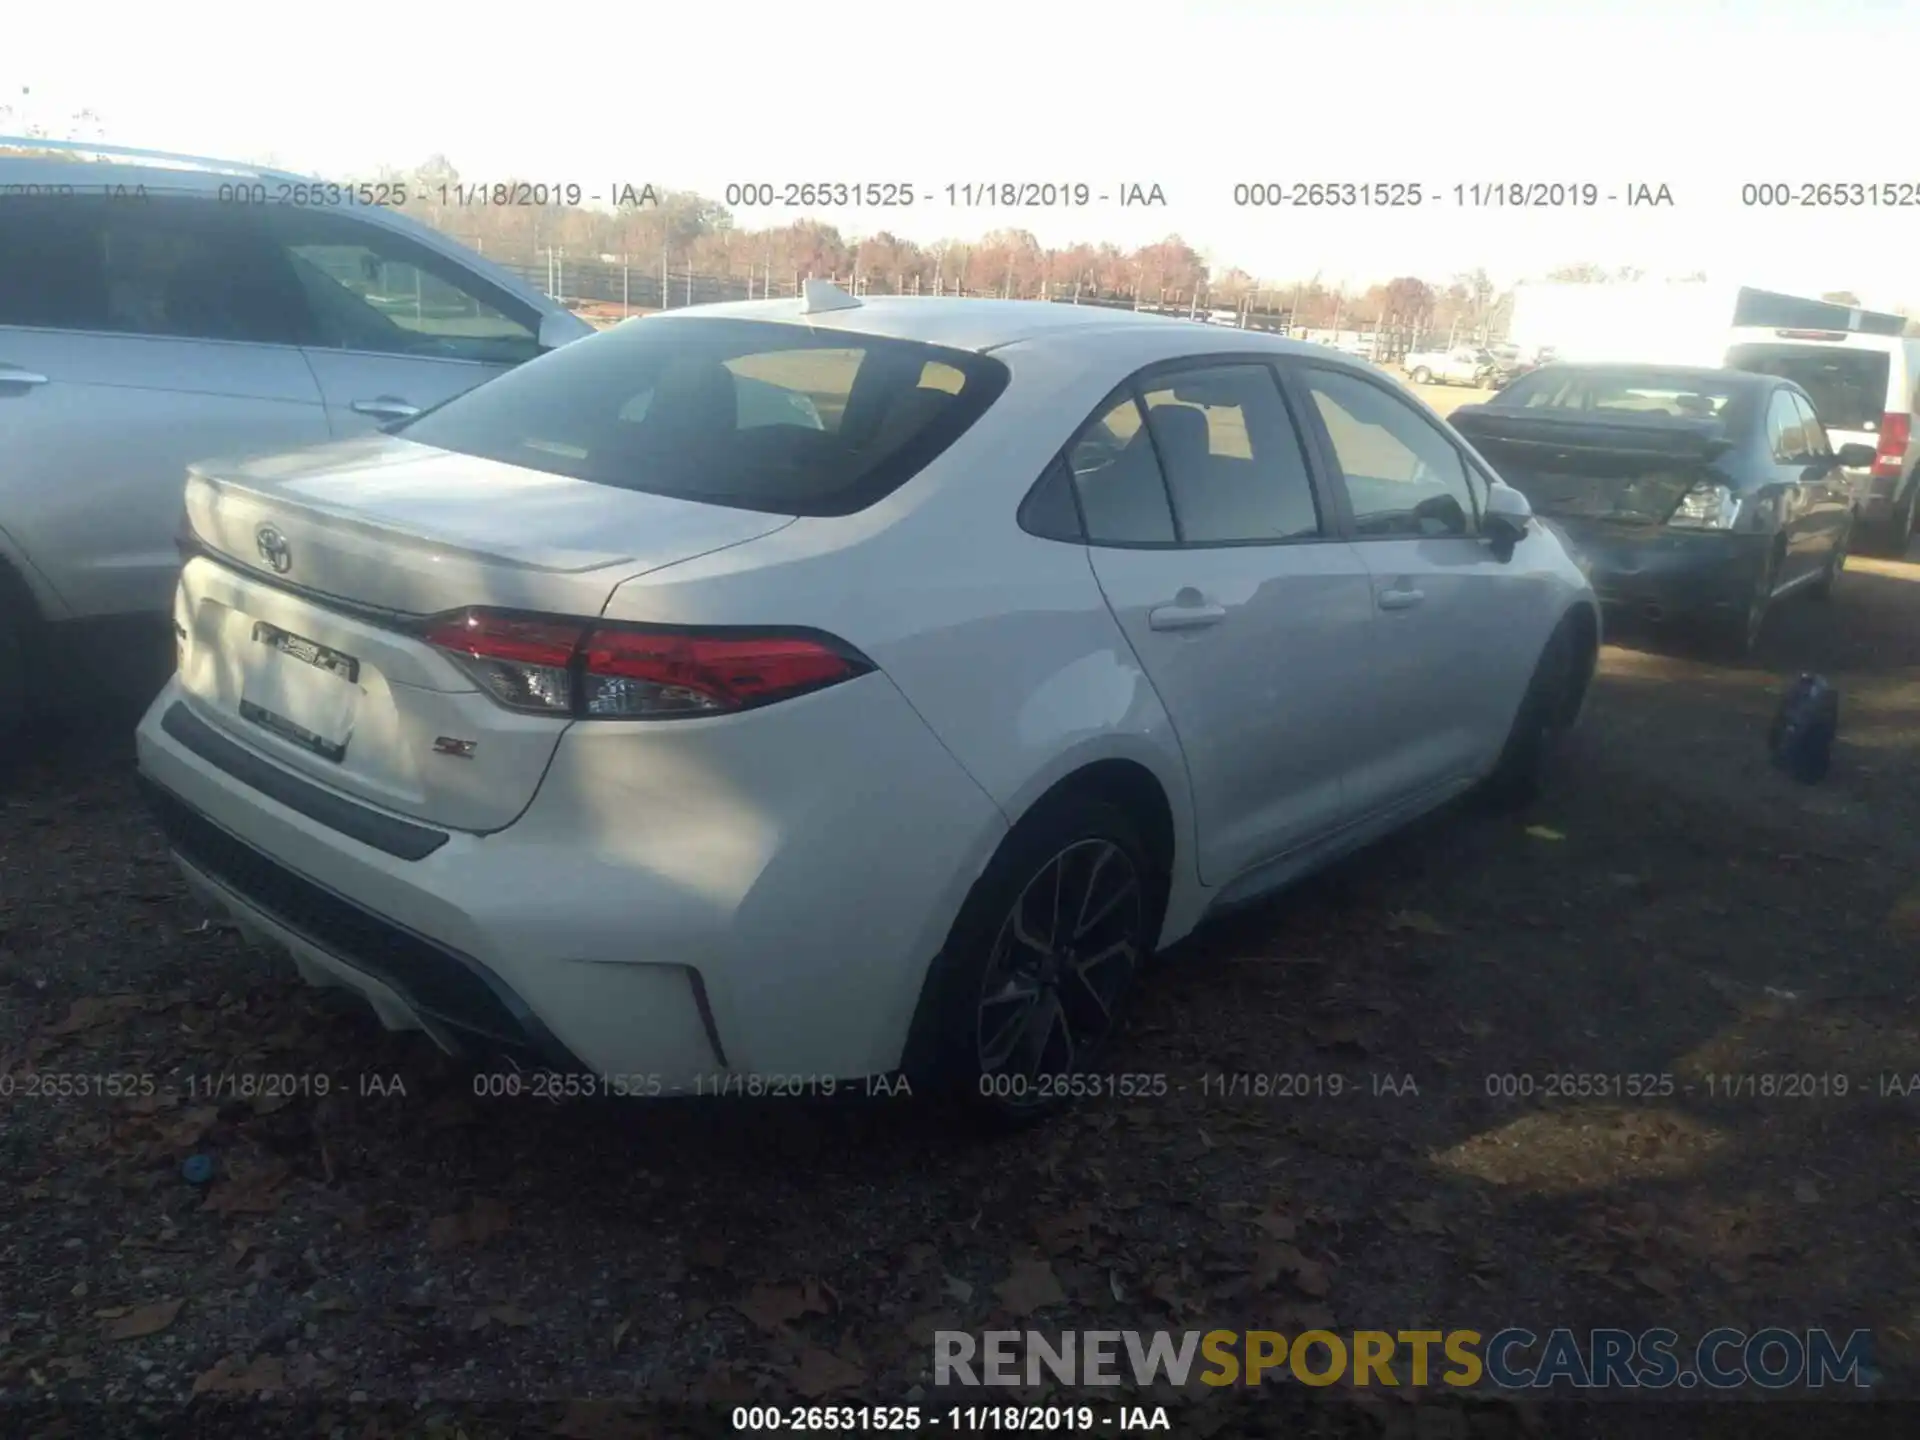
[0,142,308,193]
[646,295,1343,358]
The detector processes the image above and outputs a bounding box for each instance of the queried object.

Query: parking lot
[2,384,1917,1435]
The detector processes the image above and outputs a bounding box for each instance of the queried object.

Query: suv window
[1136,364,1321,542]
[396,316,1010,517]
[1767,389,1811,463]
[1301,367,1478,537]
[0,194,312,345]
[261,207,541,365]
[1727,343,1890,432]
[1789,392,1830,458]
[1066,390,1177,543]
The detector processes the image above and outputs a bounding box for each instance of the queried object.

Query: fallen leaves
[1525,825,1567,842]
[553,1401,652,1440]
[789,1345,868,1397]
[192,1354,284,1396]
[1253,1244,1332,1298]
[203,1159,292,1216]
[45,994,146,1037]
[1632,1265,1679,1298]
[470,1303,535,1331]
[1033,1205,1096,1256]
[1385,910,1453,936]
[426,1196,511,1251]
[103,1297,181,1340]
[1396,1200,1447,1237]
[735,1279,831,1333]
[993,1255,1066,1316]
[1251,1205,1297,1242]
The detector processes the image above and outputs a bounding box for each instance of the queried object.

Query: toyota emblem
[255,525,292,574]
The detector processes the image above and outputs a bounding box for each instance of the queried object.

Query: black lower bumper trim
[138,773,578,1070]
[160,701,449,861]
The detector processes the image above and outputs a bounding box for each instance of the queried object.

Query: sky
[8,0,1920,307]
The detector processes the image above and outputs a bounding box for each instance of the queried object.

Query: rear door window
[1135,364,1322,542]
[396,317,1010,516]
[1789,392,1831,457]
[0,194,313,345]
[1767,390,1811,463]
[1066,391,1177,544]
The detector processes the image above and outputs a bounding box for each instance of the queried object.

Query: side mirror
[1835,442,1877,469]
[537,312,582,351]
[1483,481,1532,556]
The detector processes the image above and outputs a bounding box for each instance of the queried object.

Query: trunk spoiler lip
[1450,405,1737,460]
[185,470,644,576]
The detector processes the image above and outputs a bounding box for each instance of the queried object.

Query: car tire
[0,568,39,767]
[1855,483,1916,559]
[906,793,1160,1127]
[1701,547,1778,659]
[1483,614,1585,810]
[1411,367,1432,385]
[1809,517,1850,601]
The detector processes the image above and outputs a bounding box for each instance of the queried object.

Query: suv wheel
[1410,366,1432,385]
[908,795,1159,1126]
[1857,483,1916,559]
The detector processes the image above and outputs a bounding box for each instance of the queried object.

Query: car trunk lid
[1452,405,1731,531]
[176,434,794,831]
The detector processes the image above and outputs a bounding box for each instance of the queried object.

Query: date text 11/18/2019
[468,1071,915,1101]
[730,1403,1172,1431]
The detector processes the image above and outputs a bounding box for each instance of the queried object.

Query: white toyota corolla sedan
[135,284,1599,1117]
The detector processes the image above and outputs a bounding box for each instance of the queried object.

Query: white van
[1725,327,1920,556]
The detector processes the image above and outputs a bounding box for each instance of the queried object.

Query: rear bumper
[1551,523,1770,621]
[135,674,1009,1086]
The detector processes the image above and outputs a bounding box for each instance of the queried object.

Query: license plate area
[239,622,362,762]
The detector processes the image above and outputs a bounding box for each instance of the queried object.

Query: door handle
[1148,600,1227,631]
[1378,587,1426,611]
[0,366,50,386]
[351,397,421,420]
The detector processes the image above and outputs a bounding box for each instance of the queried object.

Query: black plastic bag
[1768,673,1838,784]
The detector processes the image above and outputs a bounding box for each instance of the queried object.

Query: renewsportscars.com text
[934,1327,1875,1391]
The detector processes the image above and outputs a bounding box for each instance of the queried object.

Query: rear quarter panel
[596,329,1223,944]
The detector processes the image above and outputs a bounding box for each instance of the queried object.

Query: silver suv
[0,140,591,736]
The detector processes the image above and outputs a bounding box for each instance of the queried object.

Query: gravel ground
[3,545,1919,1439]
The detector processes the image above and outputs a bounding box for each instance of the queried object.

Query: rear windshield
[1493,368,1744,422]
[1724,344,1890,432]
[396,317,1011,516]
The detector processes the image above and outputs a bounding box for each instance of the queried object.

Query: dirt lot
[3,528,1919,1435]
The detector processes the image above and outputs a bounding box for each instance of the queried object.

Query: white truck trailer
[1505,280,1744,367]
[1505,280,1904,368]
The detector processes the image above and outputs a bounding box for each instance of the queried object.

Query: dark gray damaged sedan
[1452,364,1876,656]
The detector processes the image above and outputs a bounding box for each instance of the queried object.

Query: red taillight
[581,630,865,717]
[422,611,586,714]
[423,608,870,719]
[1873,412,1910,478]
